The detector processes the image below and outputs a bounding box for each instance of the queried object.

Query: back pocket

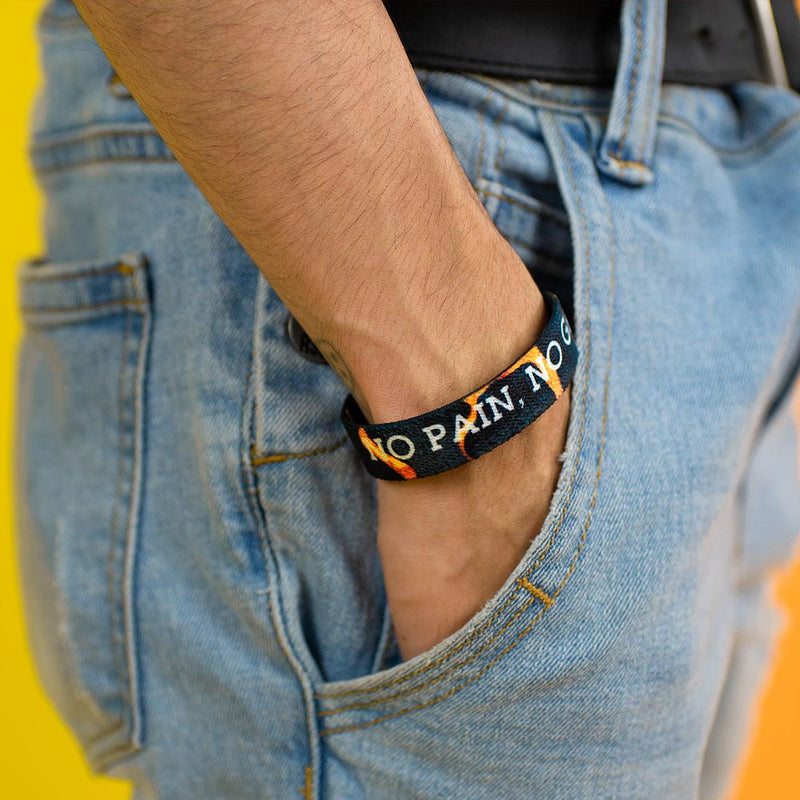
[14,252,151,771]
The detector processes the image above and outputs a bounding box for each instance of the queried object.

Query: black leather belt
[383,0,800,91]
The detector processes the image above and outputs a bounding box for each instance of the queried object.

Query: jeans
[15,1,800,797]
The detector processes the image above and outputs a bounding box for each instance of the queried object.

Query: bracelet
[340,291,579,481]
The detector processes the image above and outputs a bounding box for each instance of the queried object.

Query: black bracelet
[340,291,579,481]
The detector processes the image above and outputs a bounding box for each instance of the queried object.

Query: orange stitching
[517,577,554,607]
[316,114,594,706]
[316,585,526,701]
[319,602,550,736]
[318,592,539,715]
[19,262,139,283]
[320,114,614,737]
[300,766,313,799]
[615,0,644,162]
[250,436,348,466]
[316,350,588,702]
[603,156,650,171]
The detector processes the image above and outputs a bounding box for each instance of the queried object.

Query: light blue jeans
[15,1,800,797]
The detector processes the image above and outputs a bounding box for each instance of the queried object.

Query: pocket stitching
[19,253,147,322]
[318,115,613,733]
[21,298,146,319]
[19,253,150,768]
[106,308,135,731]
[91,283,149,770]
[315,119,592,705]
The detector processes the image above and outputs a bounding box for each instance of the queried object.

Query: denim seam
[700,110,800,162]
[82,278,149,769]
[613,0,644,162]
[494,95,510,171]
[20,262,137,284]
[370,597,398,676]
[250,437,348,466]
[317,588,541,715]
[122,267,150,757]
[731,297,800,577]
[315,351,587,704]
[21,299,146,318]
[315,150,592,703]
[463,72,800,158]
[517,577,555,607]
[475,87,495,186]
[320,114,613,736]
[242,299,321,796]
[318,601,552,735]
[318,564,573,715]
[31,125,160,153]
[318,114,609,729]
[29,107,800,184]
[253,455,321,799]
[637,2,664,165]
[106,307,133,725]
[91,294,150,771]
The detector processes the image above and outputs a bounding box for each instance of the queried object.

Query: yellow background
[2,1,799,797]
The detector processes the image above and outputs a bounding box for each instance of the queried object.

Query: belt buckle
[749,0,791,87]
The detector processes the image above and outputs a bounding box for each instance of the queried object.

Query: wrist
[348,242,548,425]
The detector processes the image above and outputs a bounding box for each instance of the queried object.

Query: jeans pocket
[313,103,615,735]
[14,252,151,771]
[313,274,594,731]
[247,78,609,724]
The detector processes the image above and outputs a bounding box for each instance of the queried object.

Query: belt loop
[596,0,667,186]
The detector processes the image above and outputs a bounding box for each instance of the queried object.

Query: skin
[73,0,571,660]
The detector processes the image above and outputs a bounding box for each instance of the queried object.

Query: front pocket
[14,252,151,771]
[313,316,592,731]
[314,107,615,736]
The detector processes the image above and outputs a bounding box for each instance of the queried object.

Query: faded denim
[15,1,800,798]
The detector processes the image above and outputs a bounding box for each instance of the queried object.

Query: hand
[377,382,571,661]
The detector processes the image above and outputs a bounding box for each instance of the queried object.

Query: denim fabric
[15,1,800,798]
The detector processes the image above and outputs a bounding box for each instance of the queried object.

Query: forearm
[73,0,545,423]
[74,0,567,659]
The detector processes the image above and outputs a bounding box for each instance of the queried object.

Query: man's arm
[74,0,570,658]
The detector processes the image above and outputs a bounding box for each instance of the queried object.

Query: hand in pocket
[377,382,572,660]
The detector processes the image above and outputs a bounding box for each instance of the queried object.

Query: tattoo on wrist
[316,338,374,423]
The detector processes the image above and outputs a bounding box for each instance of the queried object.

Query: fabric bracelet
[340,291,579,481]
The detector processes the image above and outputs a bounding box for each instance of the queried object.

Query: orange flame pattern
[357,427,418,480]
[455,345,564,459]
